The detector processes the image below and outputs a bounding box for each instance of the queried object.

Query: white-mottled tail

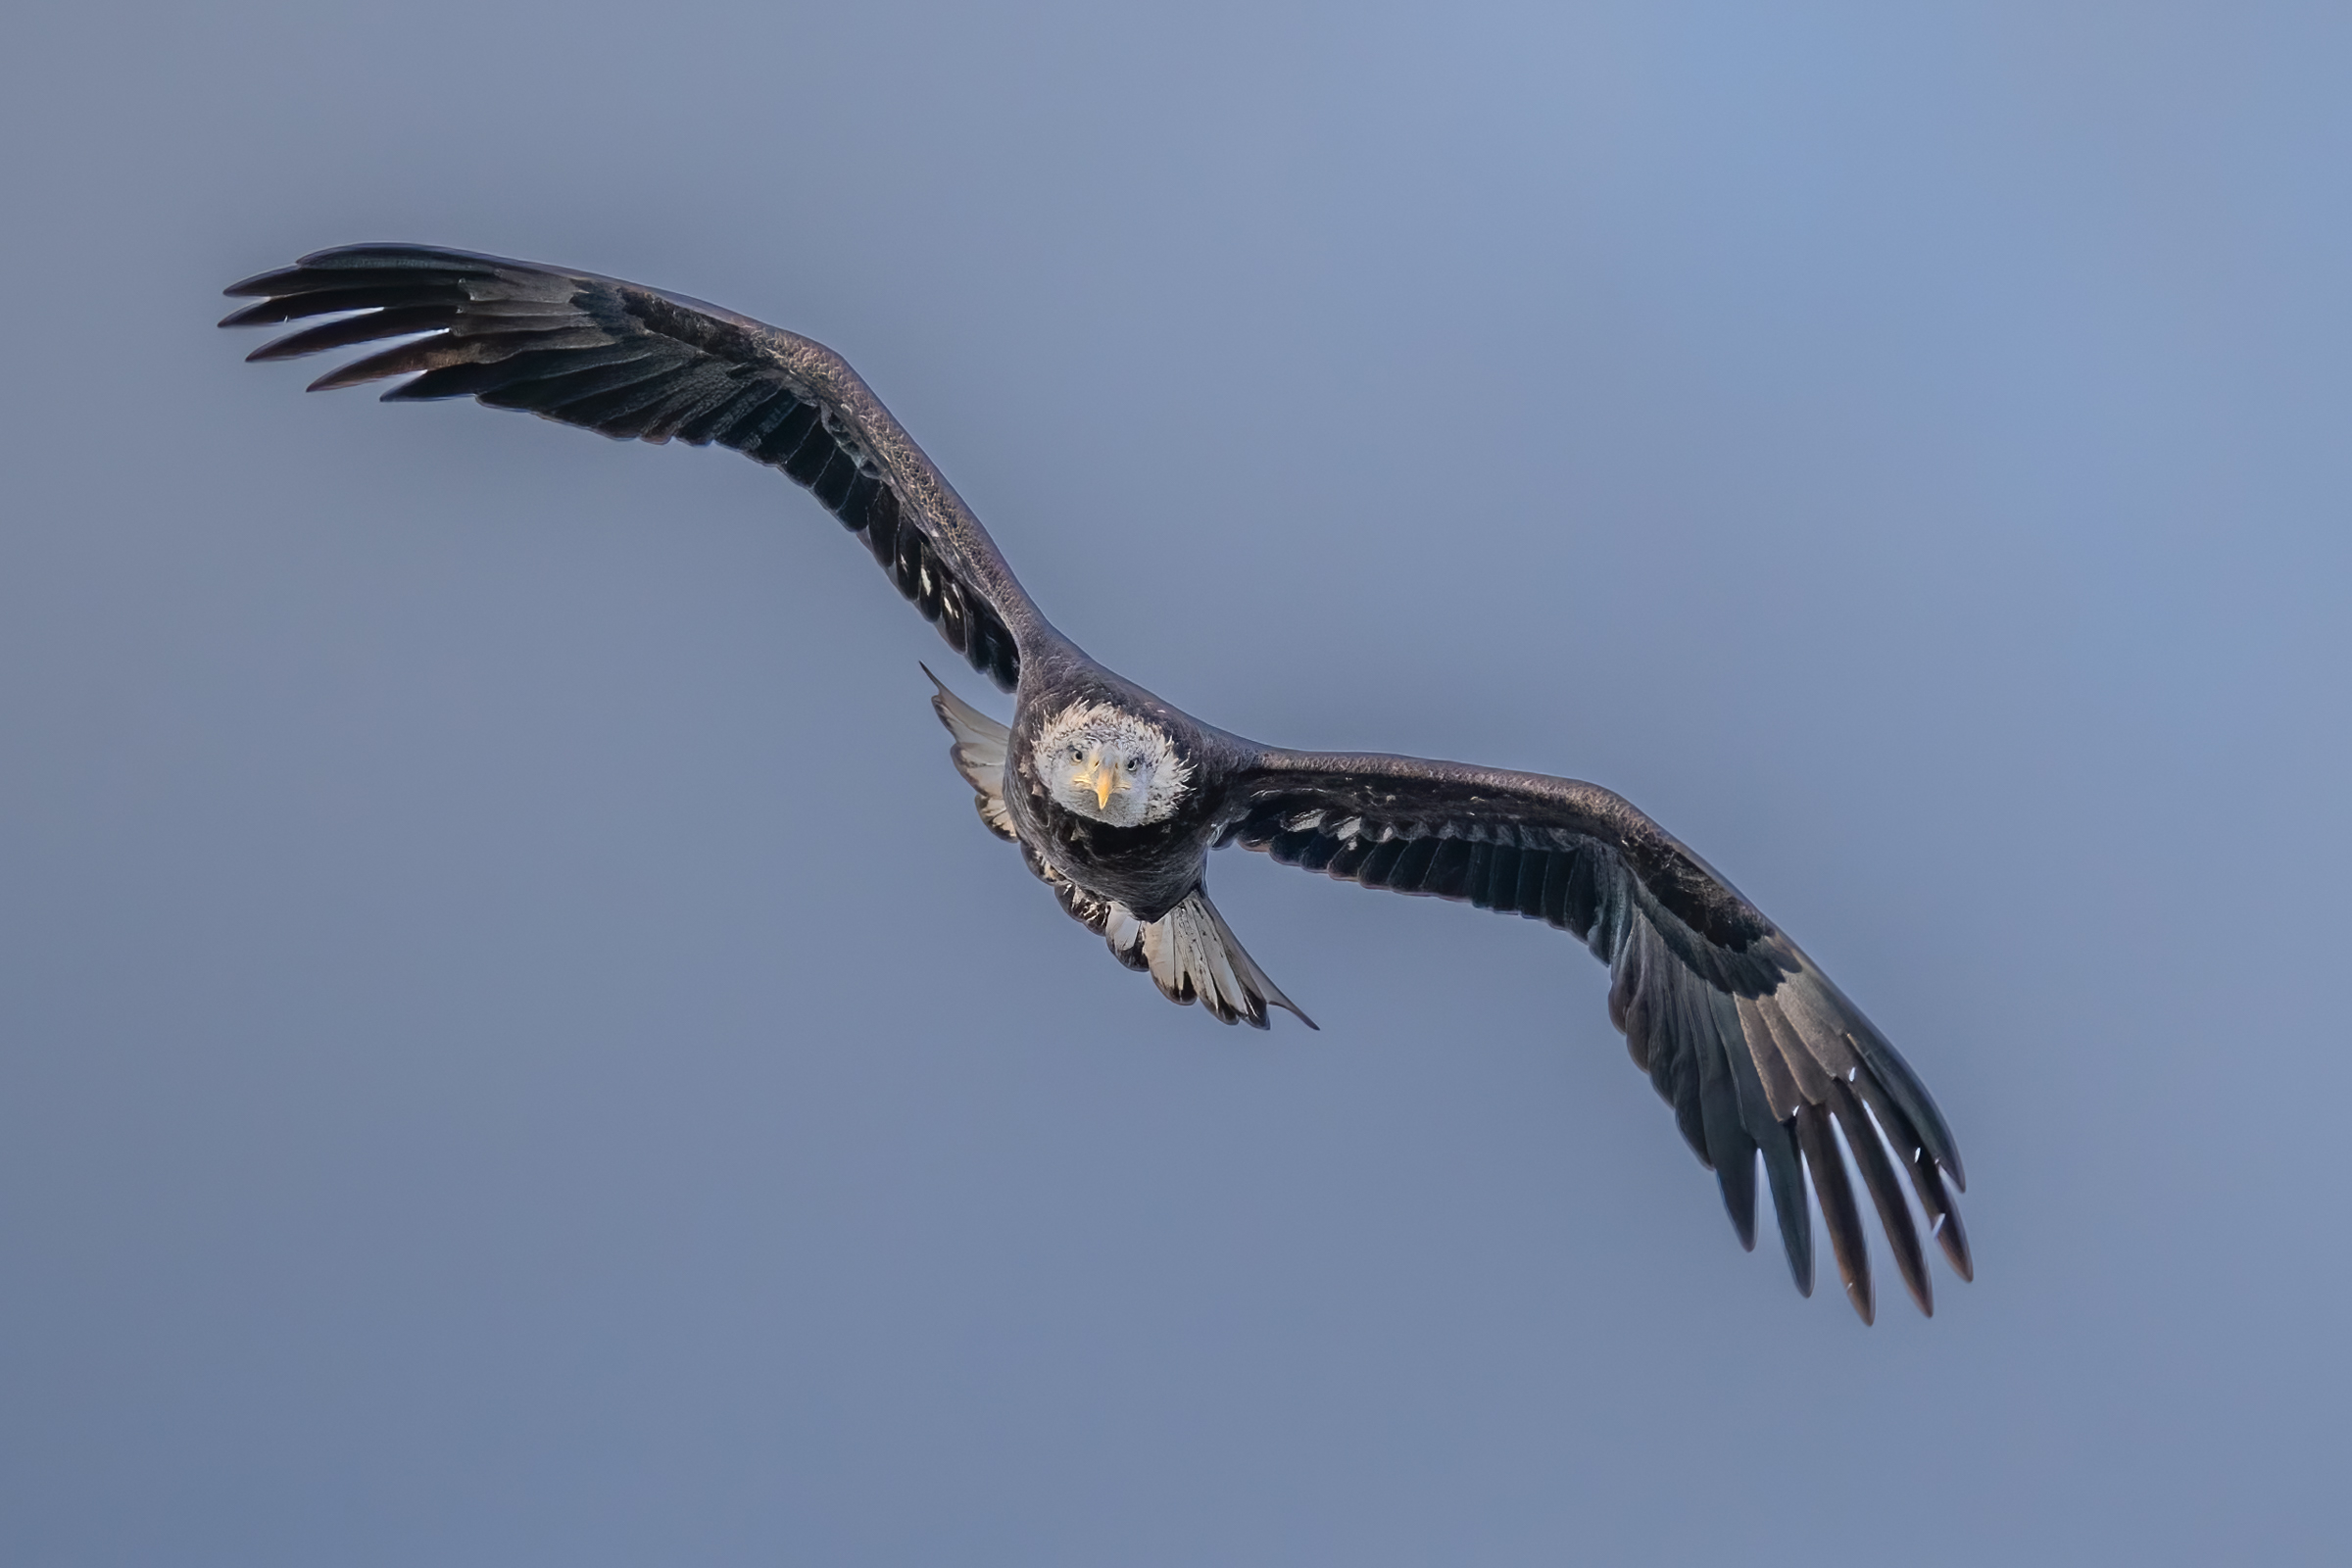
[1103,892,1315,1030]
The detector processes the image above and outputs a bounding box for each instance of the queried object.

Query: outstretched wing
[222,244,1030,689]
[1220,750,1970,1322]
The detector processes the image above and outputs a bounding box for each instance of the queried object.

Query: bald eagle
[223,244,1971,1323]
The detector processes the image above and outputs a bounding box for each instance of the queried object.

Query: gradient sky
[4,3,2348,1564]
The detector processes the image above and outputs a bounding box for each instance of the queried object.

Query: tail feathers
[1104,892,1316,1031]
[923,663,1016,841]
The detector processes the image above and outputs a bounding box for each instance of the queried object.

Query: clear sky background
[4,3,2347,1563]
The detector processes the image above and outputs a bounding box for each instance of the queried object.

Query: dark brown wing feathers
[1221,754,1969,1321]
[223,245,1023,689]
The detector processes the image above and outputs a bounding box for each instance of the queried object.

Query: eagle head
[1034,703,1192,827]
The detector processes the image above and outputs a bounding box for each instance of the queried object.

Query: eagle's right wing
[224,244,1032,689]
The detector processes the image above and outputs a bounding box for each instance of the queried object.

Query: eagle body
[224,243,1974,1324]
[1006,662,1233,920]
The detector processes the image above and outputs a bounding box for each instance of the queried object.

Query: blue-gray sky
[4,3,2347,1563]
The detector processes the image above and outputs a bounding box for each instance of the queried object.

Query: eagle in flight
[224,245,1972,1323]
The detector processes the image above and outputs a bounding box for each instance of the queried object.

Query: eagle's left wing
[1218,749,1970,1322]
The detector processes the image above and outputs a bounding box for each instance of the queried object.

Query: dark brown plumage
[226,243,1973,1321]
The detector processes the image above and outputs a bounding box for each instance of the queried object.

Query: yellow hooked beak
[1084,758,1120,809]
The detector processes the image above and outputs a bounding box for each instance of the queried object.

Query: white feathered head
[1034,703,1192,826]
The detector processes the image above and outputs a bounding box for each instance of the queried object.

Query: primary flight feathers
[224,244,1024,689]
[225,243,1972,1323]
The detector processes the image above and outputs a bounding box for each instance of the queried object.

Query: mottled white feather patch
[1033,701,1193,826]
